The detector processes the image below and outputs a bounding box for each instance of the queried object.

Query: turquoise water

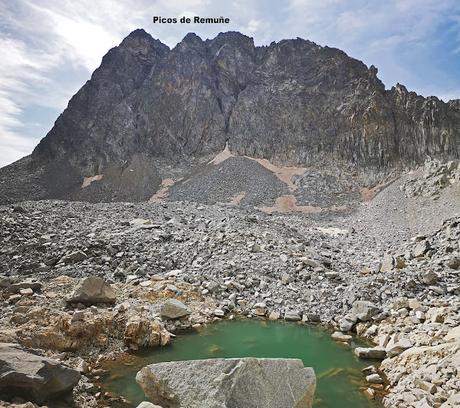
[101,319,382,407]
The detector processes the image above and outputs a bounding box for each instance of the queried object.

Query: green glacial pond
[101,319,383,408]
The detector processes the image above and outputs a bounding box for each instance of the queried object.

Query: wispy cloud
[0,0,459,167]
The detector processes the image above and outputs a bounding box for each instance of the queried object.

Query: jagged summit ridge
[0,29,459,204]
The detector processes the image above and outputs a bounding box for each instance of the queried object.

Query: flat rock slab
[0,343,80,403]
[136,357,316,408]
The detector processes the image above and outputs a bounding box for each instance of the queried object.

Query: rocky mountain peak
[177,32,205,49]
[0,29,459,204]
[208,31,255,50]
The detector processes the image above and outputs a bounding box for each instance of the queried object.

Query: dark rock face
[1,29,459,203]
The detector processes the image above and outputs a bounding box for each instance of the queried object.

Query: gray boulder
[0,343,80,403]
[67,276,116,305]
[339,314,358,332]
[136,358,316,408]
[351,301,381,322]
[413,240,430,258]
[284,310,302,321]
[160,299,191,320]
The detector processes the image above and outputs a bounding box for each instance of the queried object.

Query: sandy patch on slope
[149,178,176,202]
[258,195,322,214]
[228,192,246,205]
[209,143,233,165]
[361,177,398,202]
[81,174,103,188]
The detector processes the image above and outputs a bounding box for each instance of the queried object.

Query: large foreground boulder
[67,276,116,305]
[136,358,316,408]
[0,343,80,403]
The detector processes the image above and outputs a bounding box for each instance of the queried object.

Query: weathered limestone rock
[268,311,280,320]
[380,255,405,272]
[60,250,88,264]
[0,343,80,403]
[354,347,387,360]
[366,373,384,384]
[160,299,191,320]
[137,402,163,408]
[351,301,380,322]
[136,358,316,408]
[124,315,171,350]
[253,302,267,316]
[413,240,430,258]
[444,326,460,342]
[331,332,352,342]
[386,338,413,357]
[67,276,116,305]
[284,310,302,321]
[339,314,358,332]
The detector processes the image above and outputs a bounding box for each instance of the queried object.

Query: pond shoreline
[97,318,386,408]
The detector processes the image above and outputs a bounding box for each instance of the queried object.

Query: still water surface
[101,319,383,408]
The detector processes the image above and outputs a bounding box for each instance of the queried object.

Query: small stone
[19,288,33,296]
[415,310,426,320]
[446,257,460,270]
[284,310,301,321]
[339,315,357,332]
[280,272,290,284]
[136,402,163,408]
[268,311,280,320]
[253,303,267,317]
[386,339,413,357]
[8,294,21,303]
[366,373,384,384]
[354,347,386,360]
[380,254,395,272]
[421,271,438,285]
[364,387,375,399]
[331,331,352,342]
[413,240,430,257]
[429,285,444,295]
[305,313,320,322]
[301,258,321,269]
[415,378,437,394]
[213,309,225,318]
[408,299,422,310]
[361,365,377,375]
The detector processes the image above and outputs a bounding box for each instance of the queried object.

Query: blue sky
[1,0,459,167]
